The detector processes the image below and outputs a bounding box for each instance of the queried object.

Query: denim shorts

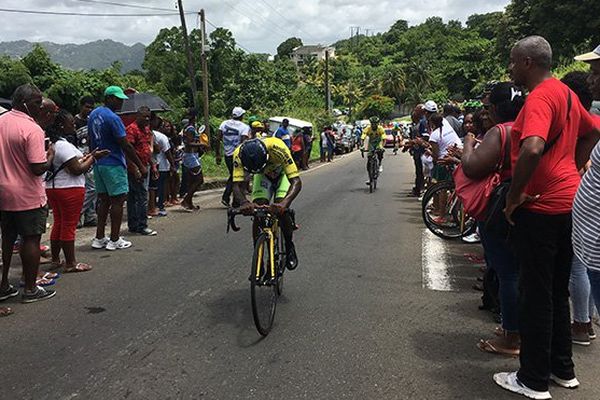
[183,152,202,171]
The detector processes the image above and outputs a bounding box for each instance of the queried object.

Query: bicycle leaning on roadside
[227,206,296,336]
[361,148,383,193]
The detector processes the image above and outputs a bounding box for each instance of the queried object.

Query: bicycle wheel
[367,157,374,193]
[250,234,278,336]
[421,180,474,239]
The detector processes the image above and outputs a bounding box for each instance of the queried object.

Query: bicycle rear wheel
[421,180,476,239]
[250,234,278,336]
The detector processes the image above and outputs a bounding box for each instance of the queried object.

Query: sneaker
[138,228,157,236]
[0,285,19,301]
[91,237,109,249]
[22,286,56,303]
[572,321,591,346]
[286,242,298,270]
[106,237,132,251]
[549,374,579,389]
[589,323,596,340]
[379,165,383,173]
[221,199,230,208]
[462,232,481,244]
[157,210,168,217]
[365,181,371,186]
[493,372,551,400]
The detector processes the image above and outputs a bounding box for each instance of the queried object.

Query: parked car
[268,116,313,138]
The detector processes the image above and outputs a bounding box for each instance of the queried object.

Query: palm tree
[377,64,406,103]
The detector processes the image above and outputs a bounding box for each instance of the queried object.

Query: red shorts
[46,187,85,241]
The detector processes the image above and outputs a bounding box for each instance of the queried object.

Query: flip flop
[180,206,194,213]
[63,263,93,273]
[477,339,520,357]
[41,271,60,280]
[0,307,13,317]
[20,277,55,287]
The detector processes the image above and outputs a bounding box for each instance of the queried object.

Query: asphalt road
[2,151,600,400]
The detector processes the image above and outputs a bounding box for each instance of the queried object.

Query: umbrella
[117,92,171,115]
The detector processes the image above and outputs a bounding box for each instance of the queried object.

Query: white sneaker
[462,232,481,244]
[549,374,579,389]
[379,166,383,173]
[91,237,109,249]
[106,237,132,251]
[493,372,552,399]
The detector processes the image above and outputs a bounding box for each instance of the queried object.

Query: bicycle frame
[254,213,280,281]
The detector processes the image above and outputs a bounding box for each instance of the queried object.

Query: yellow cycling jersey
[361,125,386,149]
[232,137,299,182]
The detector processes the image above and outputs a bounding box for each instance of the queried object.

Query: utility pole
[200,9,210,138]
[324,49,331,113]
[177,0,199,110]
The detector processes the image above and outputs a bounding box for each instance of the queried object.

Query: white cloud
[0,0,510,53]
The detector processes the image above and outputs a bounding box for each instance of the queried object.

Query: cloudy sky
[1,0,510,53]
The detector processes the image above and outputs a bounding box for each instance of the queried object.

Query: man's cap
[575,45,600,62]
[251,121,264,129]
[104,86,128,100]
[232,107,246,118]
[424,100,438,113]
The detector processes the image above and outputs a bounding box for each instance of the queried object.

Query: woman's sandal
[477,338,520,357]
[0,307,13,317]
[20,277,55,287]
[63,263,93,273]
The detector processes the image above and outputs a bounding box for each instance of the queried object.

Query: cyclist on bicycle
[361,116,386,179]
[232,137,302,270]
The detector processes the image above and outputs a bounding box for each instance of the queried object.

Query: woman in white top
[46,110,109,273]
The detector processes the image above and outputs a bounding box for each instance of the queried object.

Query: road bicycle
[227,207,294,336]
[361,148,382,193]
[421,179,476,240]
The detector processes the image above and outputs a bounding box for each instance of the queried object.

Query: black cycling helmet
[369,116,380,124]
[239,139,268,173]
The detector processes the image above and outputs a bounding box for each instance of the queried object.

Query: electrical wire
[0,7,180,17]
[71,0,185,13]
[253,0,319,42]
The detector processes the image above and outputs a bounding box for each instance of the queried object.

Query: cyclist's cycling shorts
[252,173,290,201]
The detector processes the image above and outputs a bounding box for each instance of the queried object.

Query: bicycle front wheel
[421,180,475,239]
[250,234,278,336]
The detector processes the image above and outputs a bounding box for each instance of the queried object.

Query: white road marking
[421,229,454,291]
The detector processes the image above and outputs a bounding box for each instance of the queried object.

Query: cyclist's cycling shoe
[286,242,298,270]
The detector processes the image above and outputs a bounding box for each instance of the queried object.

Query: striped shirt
[573,129,600,271]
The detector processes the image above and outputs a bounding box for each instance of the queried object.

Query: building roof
[292,45,334,55]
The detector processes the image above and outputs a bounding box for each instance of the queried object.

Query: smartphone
[44,137,50,151]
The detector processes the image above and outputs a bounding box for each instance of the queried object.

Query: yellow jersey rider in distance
[232,137,303,270]
[361,116,386,172]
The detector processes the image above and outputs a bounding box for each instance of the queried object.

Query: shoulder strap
[542,90,572,156]
[496,124,509,171]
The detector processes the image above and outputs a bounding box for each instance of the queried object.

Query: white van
[268,116,313,137]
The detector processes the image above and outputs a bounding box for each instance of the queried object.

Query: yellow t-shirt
[232,137,299,182]
[361,125,386,149]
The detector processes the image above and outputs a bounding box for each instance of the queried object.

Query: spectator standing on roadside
[154,120,176,216]
[494,36,600,399]
[88,86,146,251]
[74,96,98,228]
[180,111,208,211]
[216,107,250,207]
[275,118,292,148]
[0,84,57,304]
[571,44,600,347]
[46,110,109,273]
[443,104,463,137]
[291,128,305,167]
[302,126,314,169]
[125,106,156,236]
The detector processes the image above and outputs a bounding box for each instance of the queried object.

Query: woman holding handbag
[458,82,525,356]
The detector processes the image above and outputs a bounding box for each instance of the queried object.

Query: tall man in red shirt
[494,36,600,399]
[125,106,156,236]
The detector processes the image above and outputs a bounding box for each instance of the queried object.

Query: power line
[71,0,185,12]
[253,0,319,42]
[200,17,253,54]
[0,7,181,17]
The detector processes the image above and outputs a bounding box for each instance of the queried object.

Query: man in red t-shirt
[493,36,600,399]
[125,106,156,236]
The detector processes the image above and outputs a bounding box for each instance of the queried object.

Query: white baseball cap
[424,100,438,113]
[232,107,246,118]
[574,44,600,62]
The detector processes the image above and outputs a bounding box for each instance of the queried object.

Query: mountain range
[0,39,146,72]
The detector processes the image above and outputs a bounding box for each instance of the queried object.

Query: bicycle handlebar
[226,207,294,233]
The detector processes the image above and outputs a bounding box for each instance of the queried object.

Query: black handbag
[483,91,572,239]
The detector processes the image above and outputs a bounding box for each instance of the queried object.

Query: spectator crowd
[404,36,600,399]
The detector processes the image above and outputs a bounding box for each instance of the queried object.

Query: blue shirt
[275,126,291,148]
[88,106,126,168]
